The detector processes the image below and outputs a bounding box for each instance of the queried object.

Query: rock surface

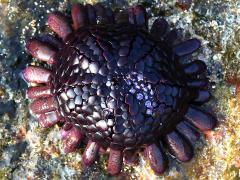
[0,0,239,179]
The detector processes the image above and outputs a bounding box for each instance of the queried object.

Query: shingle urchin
[22,3,217,175]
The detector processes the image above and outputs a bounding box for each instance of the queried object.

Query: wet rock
[0,141,27,167]
[0,101,16,118]
[0,0,238,179]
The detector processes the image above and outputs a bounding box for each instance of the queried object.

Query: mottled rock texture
[0,0,239,179]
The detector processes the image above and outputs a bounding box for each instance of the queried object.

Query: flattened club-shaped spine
[36,110,61,128]
[107,148,123,175]
[185,106,217,131]
[164,131,193,162]
[48,12,72,40]
[60,124,83,153]
[144,143,168,174]
[22,66,51,84]
[26,85,52,99]
[82,141,100,167]
[26,39,57,64]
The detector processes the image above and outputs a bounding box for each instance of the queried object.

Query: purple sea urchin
[22,3,216,175]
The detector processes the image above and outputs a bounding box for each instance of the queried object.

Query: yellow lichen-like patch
[183,88,240,179]
[86,0,97,4]
[0,87,5,98]
[70,0,97,5]
[0,0,8,4]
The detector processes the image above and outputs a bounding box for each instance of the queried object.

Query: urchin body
[22,3,216,175]
[53,24,193,150]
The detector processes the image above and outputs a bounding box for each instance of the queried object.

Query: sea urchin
[22,3,217,175]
